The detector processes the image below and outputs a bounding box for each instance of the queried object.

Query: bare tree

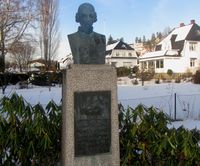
[0,0,36,73]
[0,0,36,94]
[38,0,60,71]
[10,41,35,72]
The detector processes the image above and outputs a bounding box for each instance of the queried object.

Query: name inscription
[74,91,111,156]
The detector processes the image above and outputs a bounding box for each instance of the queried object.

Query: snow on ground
[168,119,200,130]
[1,78,200,130]
[0,84,62,106]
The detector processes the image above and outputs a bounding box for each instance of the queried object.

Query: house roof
[106,41,119,51]
[156,23,200,52]
[159,24,193,46]
[106,41,135,51]
[29,62,45,67]
[140,50,179,60]
[59,53,73,63]
[106,40,135,56]
[29,58,57,65]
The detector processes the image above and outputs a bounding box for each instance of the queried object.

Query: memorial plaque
[74,91,111,156]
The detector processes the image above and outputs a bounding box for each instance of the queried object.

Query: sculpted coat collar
[78,26,93,34]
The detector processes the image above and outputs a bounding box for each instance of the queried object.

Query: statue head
[76,3,97,28]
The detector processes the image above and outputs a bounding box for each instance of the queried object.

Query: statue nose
[85,15,91,21]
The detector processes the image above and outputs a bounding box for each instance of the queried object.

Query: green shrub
[1,94,200,165]
[0,94,61,165]
[155,78,160,84]
[119,104,200,165]
[181,70,193,80]
[132,66,139,74]
[0,73,29,86]
[193,70,200,84]
[138,70,155,82]
[167,69,173,77]
[117,67,131,77]
[29,72,62,86]
[175,75,181,83]
[132,79,139,85]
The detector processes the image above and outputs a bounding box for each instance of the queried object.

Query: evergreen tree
[151,33,156,42]
[156,32,163,40]
[107,35,115,45]
[135,37,138,43]
[142,35,146,43]
[120,37,124,42]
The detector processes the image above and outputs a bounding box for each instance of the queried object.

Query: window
[190,58,196,67]
[148,61,155,69]
[189,42,197,51]
[156,60,164,68]
[128,53,132,57]
[160,60,164,68]
[116,52,119,56]
[141,61,147,69]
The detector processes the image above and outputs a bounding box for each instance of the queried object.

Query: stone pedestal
[62,65,119,166]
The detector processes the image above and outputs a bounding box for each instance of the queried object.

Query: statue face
[78,6,96,27]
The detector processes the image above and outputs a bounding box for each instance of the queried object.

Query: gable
[106,41,135,55]
[106,41,119,51]
[185,23,200,41]
[114,41,134,50]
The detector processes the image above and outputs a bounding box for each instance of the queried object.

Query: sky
[58,0,200,59]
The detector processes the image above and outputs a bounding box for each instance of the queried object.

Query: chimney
[190,19,195,24]
[180,23,185,27]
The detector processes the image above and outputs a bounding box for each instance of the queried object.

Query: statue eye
[89,14,94,18]
[81,14,86,18]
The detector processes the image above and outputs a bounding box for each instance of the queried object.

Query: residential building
[28,58,59,71]
[139,20,200,73]
[106,41,138,68]
[58,53,73,69]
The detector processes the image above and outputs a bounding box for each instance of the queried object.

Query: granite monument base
[62,64,119,166]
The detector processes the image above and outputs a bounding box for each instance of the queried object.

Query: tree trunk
[0,55,5,73]
[0,38,5,73]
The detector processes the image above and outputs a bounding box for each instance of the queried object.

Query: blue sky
[58,0,200,58]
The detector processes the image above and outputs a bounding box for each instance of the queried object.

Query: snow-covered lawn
[1,80,200,130]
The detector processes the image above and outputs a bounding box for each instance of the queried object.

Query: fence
[2,85,200,120]
[119,93,200,120]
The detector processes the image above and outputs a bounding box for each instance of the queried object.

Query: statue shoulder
[68,32,80,46]
[68,32,79,39]
[93,32,106,43]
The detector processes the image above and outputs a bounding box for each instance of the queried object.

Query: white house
[58,53,73,69]
[139,20,200,73]
[106,41,138,68]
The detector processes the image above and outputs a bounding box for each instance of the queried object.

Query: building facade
[106,41,138,68]
[139,20,200,73]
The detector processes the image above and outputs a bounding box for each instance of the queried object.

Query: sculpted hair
[75,3,97,23]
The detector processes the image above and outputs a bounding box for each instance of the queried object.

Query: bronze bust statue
[68,3,106,64]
